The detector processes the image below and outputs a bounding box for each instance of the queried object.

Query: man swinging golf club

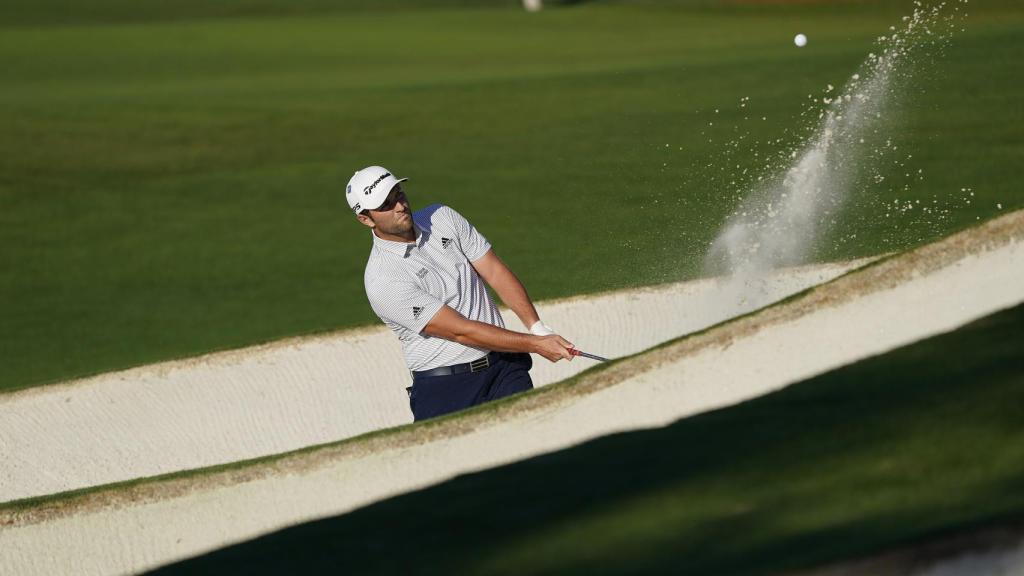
[347,165,575,421]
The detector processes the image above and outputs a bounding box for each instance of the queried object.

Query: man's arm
[470,249,543,330]
[423,306,572,362]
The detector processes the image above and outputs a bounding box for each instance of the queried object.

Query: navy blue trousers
[408,353,533,421]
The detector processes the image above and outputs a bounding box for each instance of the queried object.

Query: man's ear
[356,213,375,229]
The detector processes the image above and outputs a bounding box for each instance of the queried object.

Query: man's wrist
[524,334,542,355]
[529,321,555,336]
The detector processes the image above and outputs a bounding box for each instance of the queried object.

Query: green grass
[147,302,1024,575]
[2,1,1022,392]
[0,0,530,27]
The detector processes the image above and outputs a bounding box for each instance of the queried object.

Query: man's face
[356,184,413,238]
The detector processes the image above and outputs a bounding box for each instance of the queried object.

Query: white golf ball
[794,33,808,47]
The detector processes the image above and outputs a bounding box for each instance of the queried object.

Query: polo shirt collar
[371,223,425,257]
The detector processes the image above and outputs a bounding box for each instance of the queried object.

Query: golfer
[347,165,574,421]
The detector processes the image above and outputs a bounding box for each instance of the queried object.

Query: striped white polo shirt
[364,204,505,372]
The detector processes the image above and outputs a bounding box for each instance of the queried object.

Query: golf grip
[568,348,609,362]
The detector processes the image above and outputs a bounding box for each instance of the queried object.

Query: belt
[412,351,502,379]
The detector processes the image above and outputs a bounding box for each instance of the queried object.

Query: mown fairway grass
[2,1,1022,391]
[147,302,1024,575]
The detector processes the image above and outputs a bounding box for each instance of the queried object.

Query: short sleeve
[366,279,445,334]
[440,206,491,262]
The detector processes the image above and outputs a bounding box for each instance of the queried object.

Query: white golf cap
[346,165,408,214]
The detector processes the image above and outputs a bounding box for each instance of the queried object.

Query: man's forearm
[497,280,541,329]
[484,260,541,329]
[423,305,537,353]
[423,305,573,363]
[434,315,537,353]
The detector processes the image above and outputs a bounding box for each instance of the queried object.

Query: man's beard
[377,212,413,236]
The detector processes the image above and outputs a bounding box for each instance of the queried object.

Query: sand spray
[704,0,967,313]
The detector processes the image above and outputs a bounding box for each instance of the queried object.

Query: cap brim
[358,176,409,212]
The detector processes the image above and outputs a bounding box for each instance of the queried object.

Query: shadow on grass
[150,304,1024,575]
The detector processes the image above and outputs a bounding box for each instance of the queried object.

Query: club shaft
[575,350,609,362]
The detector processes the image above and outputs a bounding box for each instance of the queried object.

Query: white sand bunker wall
[3,212,1022,576]
[0,259,863,503]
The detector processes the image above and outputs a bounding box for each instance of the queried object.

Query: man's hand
[531,334,575,363]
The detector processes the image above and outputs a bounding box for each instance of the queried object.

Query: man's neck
[373,228,416,244]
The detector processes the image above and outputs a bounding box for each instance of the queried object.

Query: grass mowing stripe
[0,0,531,28]
[148,302,1024,576]
[3,0,1022,29]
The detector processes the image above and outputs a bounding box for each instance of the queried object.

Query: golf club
[568,348,609,362]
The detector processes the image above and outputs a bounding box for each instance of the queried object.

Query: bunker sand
[0,254,865,503]
[2,211,1022,576]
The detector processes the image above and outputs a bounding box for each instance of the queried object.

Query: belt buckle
[469,355,490,373]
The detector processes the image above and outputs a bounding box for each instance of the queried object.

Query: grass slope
[149,302,1024,575]
[2,1,1022,391]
